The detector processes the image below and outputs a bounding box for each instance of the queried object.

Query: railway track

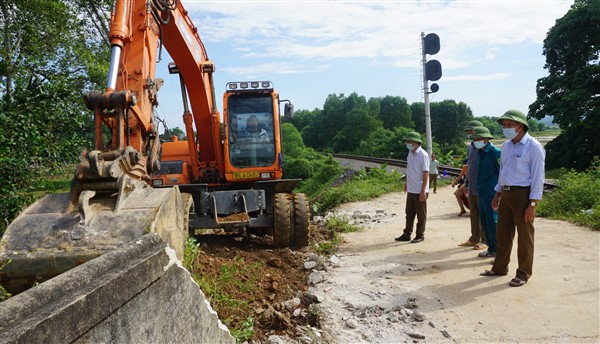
[331,153,555,191]
[331,153,463,177]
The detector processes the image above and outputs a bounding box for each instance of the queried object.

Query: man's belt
[502,185,530,191]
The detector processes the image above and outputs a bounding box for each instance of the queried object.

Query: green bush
[283,157,313,180]
[296,154,344,198]
[313,166,403,214]
[538,159,600,230]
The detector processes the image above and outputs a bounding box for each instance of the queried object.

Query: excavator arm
[81,0,221,185]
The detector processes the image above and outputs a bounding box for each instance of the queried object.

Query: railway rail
[331,153,462,177]
[331,153,555,191]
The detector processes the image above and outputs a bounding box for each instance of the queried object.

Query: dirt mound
[189,223,333,342]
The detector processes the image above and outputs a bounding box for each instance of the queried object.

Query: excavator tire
[273,193,291,248]
[291,193,309,248]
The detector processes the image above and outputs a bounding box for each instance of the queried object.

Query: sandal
[473,243,487,250]
[458,240,476,247]
[509,277,527,287]
[480,270,500,276]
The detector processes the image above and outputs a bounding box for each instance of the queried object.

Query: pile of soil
[189,223,336,342]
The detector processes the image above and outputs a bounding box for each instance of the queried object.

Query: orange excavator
[0,0,308,295]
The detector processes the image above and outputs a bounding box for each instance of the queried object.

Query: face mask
[406,143,414,150]
[473,141,486,149]
[503,127,519,139]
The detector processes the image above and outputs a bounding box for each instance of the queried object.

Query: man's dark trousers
[403,192,428,237]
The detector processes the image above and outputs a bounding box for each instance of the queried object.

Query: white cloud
[220,62,330,78]
[485,48,499,61]
[183,0,573,69]
[443,73,513,81]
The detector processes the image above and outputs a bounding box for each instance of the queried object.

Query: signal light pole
[421,32,442,157]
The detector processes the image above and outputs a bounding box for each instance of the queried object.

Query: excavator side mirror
[284,103,294,119]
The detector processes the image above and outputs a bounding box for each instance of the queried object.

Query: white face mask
[473,141,486,149]
[406,143,414,151]
[503,127,520,139]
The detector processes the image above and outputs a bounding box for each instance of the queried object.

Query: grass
[325,215,362,233]
[183,238,258,342]
[314,215,361,256]
[314,235,342,256]
[312,165,403,214]
[228,316,254,343]
[538,160,600,230]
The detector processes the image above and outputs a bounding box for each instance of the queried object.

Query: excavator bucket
[0,176,188,295]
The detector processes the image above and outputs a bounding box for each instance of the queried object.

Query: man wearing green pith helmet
[395,132,430,244]
[458,120,487,250]
[480,109,545,288]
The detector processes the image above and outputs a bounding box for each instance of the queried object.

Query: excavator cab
[223,81,282,182]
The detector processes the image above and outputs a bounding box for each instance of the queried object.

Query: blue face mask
[473,141,486,149]
[406,143,414,150]
[503,127,519,139]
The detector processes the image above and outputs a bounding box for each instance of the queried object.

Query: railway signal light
[425,60,442,81]
[423,33,440,55]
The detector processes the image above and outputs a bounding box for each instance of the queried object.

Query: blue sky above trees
[154,0,573,130]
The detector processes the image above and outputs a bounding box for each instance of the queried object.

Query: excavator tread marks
[273,193,291,248]
[291,193,309,248]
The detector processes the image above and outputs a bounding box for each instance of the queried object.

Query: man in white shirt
[480,109,545,287]
[395,132,430,243]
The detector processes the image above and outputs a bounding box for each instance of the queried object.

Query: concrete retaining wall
[0,234,234,344]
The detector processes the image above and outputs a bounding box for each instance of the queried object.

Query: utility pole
[421,32,442,157]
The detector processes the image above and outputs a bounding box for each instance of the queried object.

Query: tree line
[285,94,549,163]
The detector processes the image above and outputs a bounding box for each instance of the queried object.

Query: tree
[285,108,320,133]
[410,102,425,133]
[332,107,383,153]
[430,100,473,152]
[477,116,503,137]
[0,0,111,234]
[298,93,375,152]
[379,96,412,130]
[354,127,413,159]
[160,126,186,141]
[529,0,600,170]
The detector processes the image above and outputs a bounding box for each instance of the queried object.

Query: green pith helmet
[470,126,494,139]
[464,120,483,131]
[467,126,484,139]
[404,131,422,143]
[496,109,529,129]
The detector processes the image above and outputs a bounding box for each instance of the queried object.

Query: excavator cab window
[227,94,276,168]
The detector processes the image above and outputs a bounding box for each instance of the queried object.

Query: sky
[153,0,574,131]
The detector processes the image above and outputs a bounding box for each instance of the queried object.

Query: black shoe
[395,235,411,242]
[411,236,425,243]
